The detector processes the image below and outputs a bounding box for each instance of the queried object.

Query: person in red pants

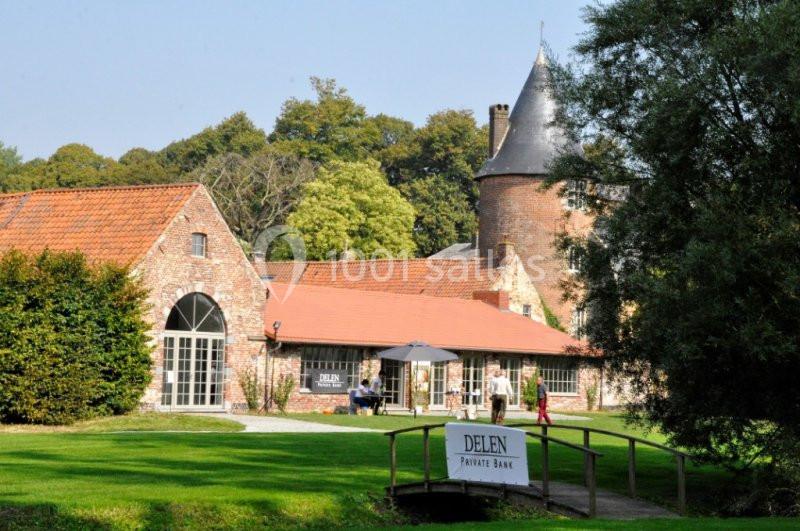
[536,376,552,425]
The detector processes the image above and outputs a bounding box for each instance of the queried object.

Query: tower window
[567,180,587,210]
[522,304,532,318]
[571,306,587,339]
[191,233,207,258]
[568,246,582,272]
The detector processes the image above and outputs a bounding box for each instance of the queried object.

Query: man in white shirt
[489,369,514,425]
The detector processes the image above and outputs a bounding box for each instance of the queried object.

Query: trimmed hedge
[0,250,152,424]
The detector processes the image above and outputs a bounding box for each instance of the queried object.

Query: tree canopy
[0,78,487,258]
[269,78,385,164]
[190,152,315,251]
[551,0,800,478]
[399,174,477,257]
[284,159,416,260]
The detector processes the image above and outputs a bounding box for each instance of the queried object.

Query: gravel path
[202,413,380,433]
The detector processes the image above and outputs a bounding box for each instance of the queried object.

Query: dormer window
[567,179,587,210]
[191,233,207,258]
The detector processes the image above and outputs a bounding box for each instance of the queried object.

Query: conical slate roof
[477,48,583,178]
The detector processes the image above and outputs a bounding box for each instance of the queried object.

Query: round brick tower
[477,48,592,330]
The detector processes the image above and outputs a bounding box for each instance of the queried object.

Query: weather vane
[539,20,544,47]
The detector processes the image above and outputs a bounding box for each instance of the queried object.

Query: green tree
[0,142,23,192]
[399,174,477,256]
[0,250,151,424]
[381,110,486,210]
[551,0,800,480]
[284,159,415,260]
[2,144,118,191]
[159,112,267,175]
[269,77,383,164]
[112,148,171,185]
[0,141,21,170]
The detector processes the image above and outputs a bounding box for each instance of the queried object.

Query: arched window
[165,292,225,333]
[161,293,226,409]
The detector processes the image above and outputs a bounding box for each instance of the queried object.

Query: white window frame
[429,361,447,409]
[499,357,522,407]
[299,346,362,391]
[522,304,532,318]
[538,357,578,395]
[191,233,207,258]
[462,356,485,407]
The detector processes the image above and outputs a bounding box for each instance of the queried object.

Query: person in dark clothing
[536,376,552,425]
[354,379,373,410]
[370,370,385,415]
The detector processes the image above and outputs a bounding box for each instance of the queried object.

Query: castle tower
[477,47,592,332]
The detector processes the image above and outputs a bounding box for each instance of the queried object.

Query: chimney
[473,290,510,311]
[488,104,510,158]
[495,235,516,265]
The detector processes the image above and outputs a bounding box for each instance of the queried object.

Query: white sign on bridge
[445,423,529,486]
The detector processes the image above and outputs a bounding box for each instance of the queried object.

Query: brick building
[249,45,615,412]
[261,283,599,412]
[0,184,266,411]
[0,47,612,415]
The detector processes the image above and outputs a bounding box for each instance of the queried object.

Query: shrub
[273,374,295,414]
[586,378,599,411]
[238,366,260,411]
[520,369,539,411]
[0,250,152,424]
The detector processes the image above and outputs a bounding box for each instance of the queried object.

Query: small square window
[191,233,207,258]
[522,304,532,318]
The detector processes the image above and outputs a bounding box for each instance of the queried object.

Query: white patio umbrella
[378,341,458,417]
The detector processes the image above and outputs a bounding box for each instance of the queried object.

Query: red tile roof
[264,282,582,355]
[254,258,498,299]
[0,184,199,265]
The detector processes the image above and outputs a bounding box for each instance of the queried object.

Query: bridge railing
[384,423,604,517]
[506,423,691,515]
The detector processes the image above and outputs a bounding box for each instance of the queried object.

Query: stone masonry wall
[135,187,267,411]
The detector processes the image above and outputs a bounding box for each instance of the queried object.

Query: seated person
[370,370,385,414]
[353,379,374,409]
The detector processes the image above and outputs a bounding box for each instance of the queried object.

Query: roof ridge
[269,281,492,306]
[302,257,488,264]
[0,182,201,199]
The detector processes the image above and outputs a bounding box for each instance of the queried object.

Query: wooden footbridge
[385,423,690,519]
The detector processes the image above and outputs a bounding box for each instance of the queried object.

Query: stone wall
[135,187,267,411]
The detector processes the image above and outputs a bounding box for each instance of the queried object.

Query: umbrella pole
[411,363,416,418]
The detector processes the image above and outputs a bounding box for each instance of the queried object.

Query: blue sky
[1,1,590,161]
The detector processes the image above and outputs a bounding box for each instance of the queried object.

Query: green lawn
[0,412,245,434]
[285,411,729,509]
[0,412,792,529]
